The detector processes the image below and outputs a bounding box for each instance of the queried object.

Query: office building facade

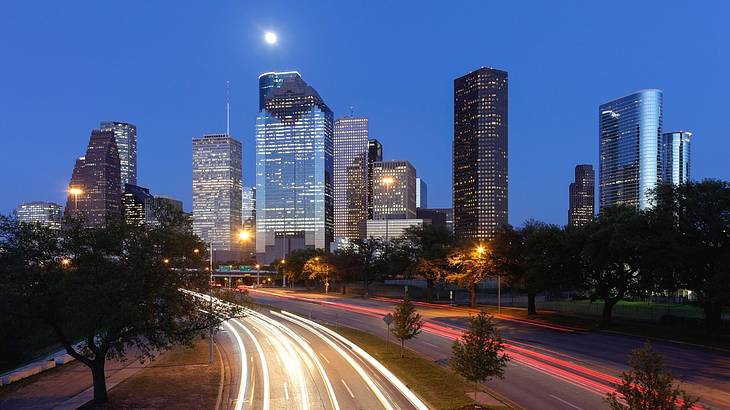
[122,184,154,226]
[599,89,663,211]
[662,131,691,186]
[453,67,508,240]
[99,121,137,187]
[15,201,62,229]
[334,117,369,240]
[192,134,243,252]
[568,164,595,227]
[416,177,427,208]
[417,207,454,233]
[255,73,334,263]
[372,160,417,220]
[65,129,122,227]
[366,219,429,240]
[367,139,383,219]
[258,71,302,110]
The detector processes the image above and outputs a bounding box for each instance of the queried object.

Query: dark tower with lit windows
[453,67,508,240]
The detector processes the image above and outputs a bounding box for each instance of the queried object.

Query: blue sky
[1,1,728,226]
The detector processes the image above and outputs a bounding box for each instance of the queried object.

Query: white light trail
[232,318,270,410]
[222,320,248,410]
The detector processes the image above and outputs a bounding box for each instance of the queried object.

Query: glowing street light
[193,248,200,254]
[61,258,71,266]
[238,230,251,241]
[68,187,83,209]
[380,177,395,240]
[163,258,170,264]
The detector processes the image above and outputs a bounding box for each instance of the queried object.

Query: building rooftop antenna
[226,80,231,136]
[350,105,354,117]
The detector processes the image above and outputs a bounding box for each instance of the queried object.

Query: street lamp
[163,258,170,264]
[280,259,287,288]
[381,176,395,240]
[475,243,500,313]
[61,258,71,267]
[255,264,261,286]
[68,187,83,210]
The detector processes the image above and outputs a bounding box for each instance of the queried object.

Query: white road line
[284,382,290,399]
[341,379,355,399]
[419,340,440,350]
[550,394,585,410]
[319,353,331,364]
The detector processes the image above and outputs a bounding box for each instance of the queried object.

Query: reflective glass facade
[15,201,62,229]
[599,89,663,211]
[99,121,137,187]
[255,73,334,263]
[416,177,428,208]
[568,164,595,227]
[192,134,243,251]
[372,160,417,220]
[258,71,301,110]
[453,67,508,240]
[367,139,383,219]
[334,117,369,240]
[662,131,691,185]
[122,183,153,226]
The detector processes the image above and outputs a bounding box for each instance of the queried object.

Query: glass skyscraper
[367,139,383,219]
[453,67,508,240]
[15,201,63,229]
[662,131,691,186]
[599,89,663,211]
[192,134,243,252]
[334,117,369,240]
[258,71,302,110]
[99,121,137,187]
[255,72,334,263]
[416,177,427,208]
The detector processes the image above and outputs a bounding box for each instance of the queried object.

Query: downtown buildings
[255,72,334,264]
[453,67,509,240]
[333,117,369,240]
[99,121,137,187]
[568,164,595,227]
[14,201,62,229]
[192,134,243,257]
[662,131,692,185]
[366,160,422,239]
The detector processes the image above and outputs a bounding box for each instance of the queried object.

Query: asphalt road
[249,289,730,410]
[216,301,428,410]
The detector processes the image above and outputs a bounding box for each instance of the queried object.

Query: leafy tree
[0,215,244,405]
[649,180,730,334]
[451,312,509,400]
[606,342,698,410]
[336,239,385,295]
[447,244,496,308]
[579,206,649,325]
[282,248,325,285]
[390,297,424,357]
[303,256,337,293]
[403,224,454,300]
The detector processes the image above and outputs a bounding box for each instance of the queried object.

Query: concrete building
[99,121,137,187]
[14,201,62,229]
[366,219,430,240]
[334,117,369,240]
[417,207,454,233]
[568,164,595,227]
[372,160,417,220]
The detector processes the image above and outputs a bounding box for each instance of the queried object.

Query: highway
[248,289,730,410]
[210,297,429,410]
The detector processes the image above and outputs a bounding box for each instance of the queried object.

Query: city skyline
[2,2,728,227]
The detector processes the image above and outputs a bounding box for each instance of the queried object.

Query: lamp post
[68,187,83,211]
[381,176,394,241]
[475,244,499,312]
[281,259,287,288]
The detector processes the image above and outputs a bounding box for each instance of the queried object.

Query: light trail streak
[222,320,248,410]
[277,310,430,410]
[232,318,271,410]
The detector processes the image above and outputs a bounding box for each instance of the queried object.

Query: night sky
[2,1,728,226]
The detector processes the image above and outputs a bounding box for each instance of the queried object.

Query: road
[249,289,730,410]
[212,297,429,410]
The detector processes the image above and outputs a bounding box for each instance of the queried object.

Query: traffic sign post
[383,313,394,353]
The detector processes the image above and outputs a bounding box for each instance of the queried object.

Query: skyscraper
[242,186,256,232]
[122,184,154,226]
[192,134,243,253]
[99,121,137,187]
[255,72,334,263]
[65,129,122,227]
[258,71,302,110]
[416,177,428,208]
[367,139,383,219]
[15,201,62,229]
[662,131,691,186]
[334,117,369,240]
[372,160,417,220]
[453,67,508,240]
[568,164,595,227]
[599,89,663,211]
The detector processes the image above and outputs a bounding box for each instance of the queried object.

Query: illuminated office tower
[453,67,508,240]
[99,121,137,186]
[334,117,369,240]
[192,134,243,253]
[14,201,62,229]
[367,138,383,219]
[242,186,256,231]
[599,89,663,210]
[65,129,122,227]
[416,177,427,208]
[258,71,302,110]
[371,160,417,220]
[255,72,334,263]
[662,131,691,185]
[122,184,153,226]
[568,164,595,227]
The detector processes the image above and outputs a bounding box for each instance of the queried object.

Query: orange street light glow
[238,230,251,241]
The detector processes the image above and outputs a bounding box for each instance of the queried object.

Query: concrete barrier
[54,354,75,365]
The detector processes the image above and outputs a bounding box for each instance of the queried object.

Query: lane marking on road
[341,379,355,399]
[319,353,331,364]
[549,394,584,410]
[284,382,290,399]
[419,340,440,350]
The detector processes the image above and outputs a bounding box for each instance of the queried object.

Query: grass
[91,338,220,409]
[328,324,509,410]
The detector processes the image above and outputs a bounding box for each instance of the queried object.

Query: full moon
[264,32,277,45]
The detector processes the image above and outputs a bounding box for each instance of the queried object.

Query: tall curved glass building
[662,131,691,186]
[599,89,663,211]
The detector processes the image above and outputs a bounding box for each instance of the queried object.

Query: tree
[606,342,698,410]
[649,180,730,334]
[0,216,244,404]
[390,297,424,357]
[303,256,337,293]
[579,206,649,325]
[283,248,325,285]
[451,312,509,400]
[447,244,496,308]
[403,224,454,300]
[336,239,385,295]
